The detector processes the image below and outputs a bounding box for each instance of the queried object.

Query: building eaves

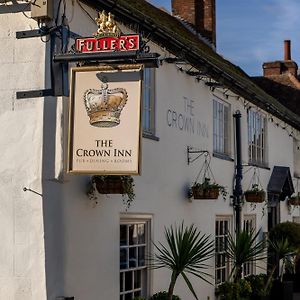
[81,0,300,131]
[252,74,300,117]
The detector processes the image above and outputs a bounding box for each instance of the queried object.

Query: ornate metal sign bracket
[187,146,209,165]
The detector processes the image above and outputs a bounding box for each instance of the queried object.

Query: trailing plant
[244,184,266,203]
[225,229,267,282]
[149,291,181,300]
[191,177,227,200]
[87,175,135,209]
[288,193,300,206]
[150,222,214,300]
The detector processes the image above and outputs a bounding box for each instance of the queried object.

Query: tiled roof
[252,74,300,117]
[82,0,300,130]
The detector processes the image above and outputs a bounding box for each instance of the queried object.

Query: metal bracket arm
[187,146,209,165]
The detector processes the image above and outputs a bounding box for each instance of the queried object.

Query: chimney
[263,40,298,77]
[284,40,291,61]
[171,0,216,47]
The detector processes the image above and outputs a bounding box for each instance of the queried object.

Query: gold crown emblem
[84,78,128,128]
[94,10,121,38]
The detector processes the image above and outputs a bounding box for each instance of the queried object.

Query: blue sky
[149,0,300,76]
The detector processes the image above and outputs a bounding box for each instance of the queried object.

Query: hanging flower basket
[288,197,300,206]
[90,175,135,209]
[192,185,220,199]
[94,176,126,194]
[191,178,227,200]
[244,185,265,203]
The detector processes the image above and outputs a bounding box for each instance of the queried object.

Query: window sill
[142,132,160,141]
[248,162,270,170]
[213,152,234,162]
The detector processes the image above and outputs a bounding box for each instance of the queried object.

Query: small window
[142,68,156,136]
[248,110,267,166]
[213,99,231,156]
[243,215,256,276]
[215,216,232,285]
[120,219,150,300]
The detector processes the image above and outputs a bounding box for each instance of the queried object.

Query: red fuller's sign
[76,10,140,53]
[76,35,139,53]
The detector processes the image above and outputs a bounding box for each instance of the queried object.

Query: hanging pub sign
[68,65,142,175]
[75,10,140,53]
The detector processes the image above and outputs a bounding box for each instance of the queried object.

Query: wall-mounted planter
[244,190,265,203]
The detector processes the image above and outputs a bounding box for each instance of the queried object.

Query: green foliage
[150,222,214,300]
[215,279,252,300]
[225,229,266,282]
[149,291,181,300]
[132,297,147,300]
[92,175,135,208]
[269,221,300,250]
[192,178,227,200]
[244,274,271,297]
[247,184,264,193]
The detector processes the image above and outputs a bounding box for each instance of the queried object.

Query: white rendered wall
[1,1,300,300]
[60,11,300,300]
[0,8,47,300]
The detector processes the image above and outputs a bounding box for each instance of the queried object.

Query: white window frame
[142,68,156,136]
[215,216,232,285]
[243,215,256,276]
[248,109,267,166]
[120,215,152,300]
[213,98,231,156]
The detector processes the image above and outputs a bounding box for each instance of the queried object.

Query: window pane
[138,224,145,244]
[125,271,133,291]
[120,248,128,269]
[120,273,124,292]
[134,270,141,289]
[120,225,127,246]
[213,99,230,154]
[129,225,138,245]
[125,293,132,300]
[138,246,145,266]
[129,247,137,268]
[248,110,266,164]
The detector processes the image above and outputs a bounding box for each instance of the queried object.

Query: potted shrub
[191,178,227,200]
[245,274,271,300]
[215,279,252,300]
[88,175,135,208]
[244,184,265,203]
[268,222,300,294]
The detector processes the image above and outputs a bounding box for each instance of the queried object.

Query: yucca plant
[264,237,296,292]
[225,229,267,282]
[150,223,214,300]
